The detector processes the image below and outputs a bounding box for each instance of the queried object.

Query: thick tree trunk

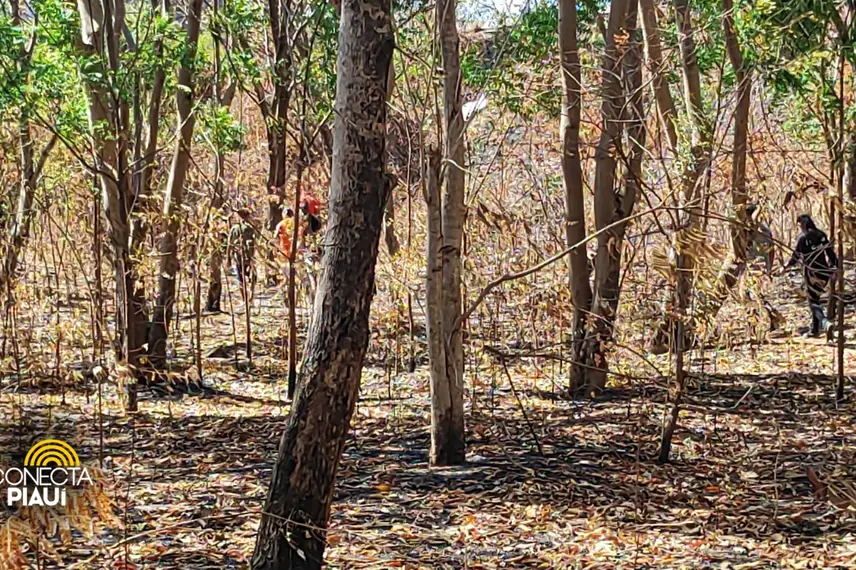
[559,0,593,392]
[77,0,146,411]
[427,0,467,466]
[571,0,631,397]
[148,0,205,367]
[639,0,678,154]
[250,0,394,565]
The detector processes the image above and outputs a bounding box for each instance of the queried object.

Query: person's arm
[823,233,838,270]
[785,234,806,269]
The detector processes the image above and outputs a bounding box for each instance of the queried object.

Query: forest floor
[3,266,856,569]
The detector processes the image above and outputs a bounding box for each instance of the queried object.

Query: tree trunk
[148,0,205,368]
[384,185,401,256]
[559,0,593,392]
[130,0,169,253]
[571,0,632,397]
[693,0,752,324]
[250,0,394,565]
[77,0,146,411]
[649,0,712,354]
[264,0,294,231]
[639,0,678,154]
[427,0,467,466]
[204,48,237,313]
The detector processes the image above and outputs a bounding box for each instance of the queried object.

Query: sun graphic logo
[24,439,81,469]
[2,439,93,507]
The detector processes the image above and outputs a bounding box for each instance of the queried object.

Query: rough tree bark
[76,0,147,411]
[559,0,593,393]
[148,0,205,368]
[425,0,467,466]
[249,0,394,565]
[570,0,638,397]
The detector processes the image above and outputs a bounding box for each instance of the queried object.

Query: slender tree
[76,0,147,410]
[571,0,647,397]
[425,0,466,465]
[649,0,713,355]
[250,0,394,564]
[148,0,206,367]
[694,0,753,322]
[559,0,592,393]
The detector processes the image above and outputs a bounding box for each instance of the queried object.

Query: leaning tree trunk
[570,0,631,397]
[639,0,678,154]
[425,0,467,466]
[250,0,394,565]
[649,0,712,355]
[559,0,593,392]
[693,0,752,324]
[148,0,205,368]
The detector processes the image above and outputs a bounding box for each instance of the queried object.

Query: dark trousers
[806,270,830,334]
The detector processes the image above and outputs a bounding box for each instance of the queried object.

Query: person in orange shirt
[275,207,296,259]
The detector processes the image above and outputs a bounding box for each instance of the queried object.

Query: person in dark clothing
[785,214,838,337]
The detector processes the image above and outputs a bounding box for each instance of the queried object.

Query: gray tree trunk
[148,0,205,367]
[427,0,467,466]
[250,0,394,565]
[559,0,593,393]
